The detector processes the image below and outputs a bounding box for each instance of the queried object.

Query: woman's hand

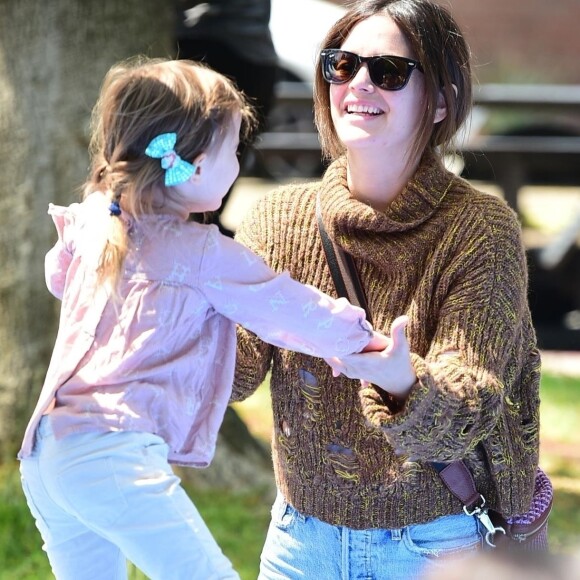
[325,315,416,400]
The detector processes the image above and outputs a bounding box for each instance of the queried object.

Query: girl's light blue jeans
[19,416,239,580]
[259,492,483,580]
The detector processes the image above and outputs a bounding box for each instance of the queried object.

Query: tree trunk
[0,0,271,490]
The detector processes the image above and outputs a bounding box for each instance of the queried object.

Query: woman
[232,1,541,578]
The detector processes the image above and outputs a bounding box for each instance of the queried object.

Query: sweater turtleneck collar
[318,153,456,245]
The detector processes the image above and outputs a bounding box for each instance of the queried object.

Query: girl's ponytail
[96,188,129,299]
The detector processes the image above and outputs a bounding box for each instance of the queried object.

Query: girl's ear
[189,153,207,180]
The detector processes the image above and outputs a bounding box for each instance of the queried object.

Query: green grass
[538,373,580,552]
[0,463,50,580]
[2,370,579,578]
[540,374,580,446]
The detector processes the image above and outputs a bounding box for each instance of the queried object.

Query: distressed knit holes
[505,396,521,413]
[521,418,537,451]
[326,442,360,483]
[277,425,298,473]
[460,421,474,437]
[297,369,322,423]
[281,419,291,437]
[298,369,318,386]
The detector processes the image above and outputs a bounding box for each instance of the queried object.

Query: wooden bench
[459,135,580,211]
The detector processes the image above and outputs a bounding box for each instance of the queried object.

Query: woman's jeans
[259,492,483,580]
[19,416,239,580]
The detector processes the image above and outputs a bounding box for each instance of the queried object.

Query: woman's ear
[434,89,448,124]
[434,84,457,124]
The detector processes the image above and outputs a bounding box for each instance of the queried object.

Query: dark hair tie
[109,200,121,216]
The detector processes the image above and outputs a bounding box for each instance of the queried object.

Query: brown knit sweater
[232,154,541,530]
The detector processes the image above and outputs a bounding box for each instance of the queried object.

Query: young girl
[18,57,386,580]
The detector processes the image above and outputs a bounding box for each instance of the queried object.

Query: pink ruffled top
[19,192,372,467]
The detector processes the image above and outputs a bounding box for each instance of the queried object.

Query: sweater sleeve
[359,198,539,463]
[231,324,273,403]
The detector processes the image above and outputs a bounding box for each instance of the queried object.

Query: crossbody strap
[315,194,503,543]
[315,195,372,324]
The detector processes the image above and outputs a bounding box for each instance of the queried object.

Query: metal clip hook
[464,495,506,548]
[478,509,506,547]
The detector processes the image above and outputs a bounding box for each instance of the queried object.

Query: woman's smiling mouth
[346,104,384,116]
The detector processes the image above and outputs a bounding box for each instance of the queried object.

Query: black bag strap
[315,195,372,324]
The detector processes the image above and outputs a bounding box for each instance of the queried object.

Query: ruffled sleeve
[45,203,79,299]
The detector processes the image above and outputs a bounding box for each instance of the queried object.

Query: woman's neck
[345,150,420,212]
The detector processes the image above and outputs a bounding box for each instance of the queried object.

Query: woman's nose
[348,63,375,92]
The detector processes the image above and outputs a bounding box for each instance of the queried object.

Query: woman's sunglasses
[320,49,423,91]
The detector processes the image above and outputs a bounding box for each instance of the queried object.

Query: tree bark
[0,0,271,490]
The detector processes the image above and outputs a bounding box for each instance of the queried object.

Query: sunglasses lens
[369,57,411,90]
[323,51,358,84]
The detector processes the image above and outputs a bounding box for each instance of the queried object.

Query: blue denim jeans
[259,493,483,580]
[19,416,239,580]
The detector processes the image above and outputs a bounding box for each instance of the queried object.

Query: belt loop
[391,528,403,541]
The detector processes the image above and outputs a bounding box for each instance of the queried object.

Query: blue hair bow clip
[145,132,197,187]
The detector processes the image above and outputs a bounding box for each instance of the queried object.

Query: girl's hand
[325,315,416,400]
[363,330,390,352]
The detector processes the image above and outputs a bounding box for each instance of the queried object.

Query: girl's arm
[200,226,381,358]
[326,315,416,399]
